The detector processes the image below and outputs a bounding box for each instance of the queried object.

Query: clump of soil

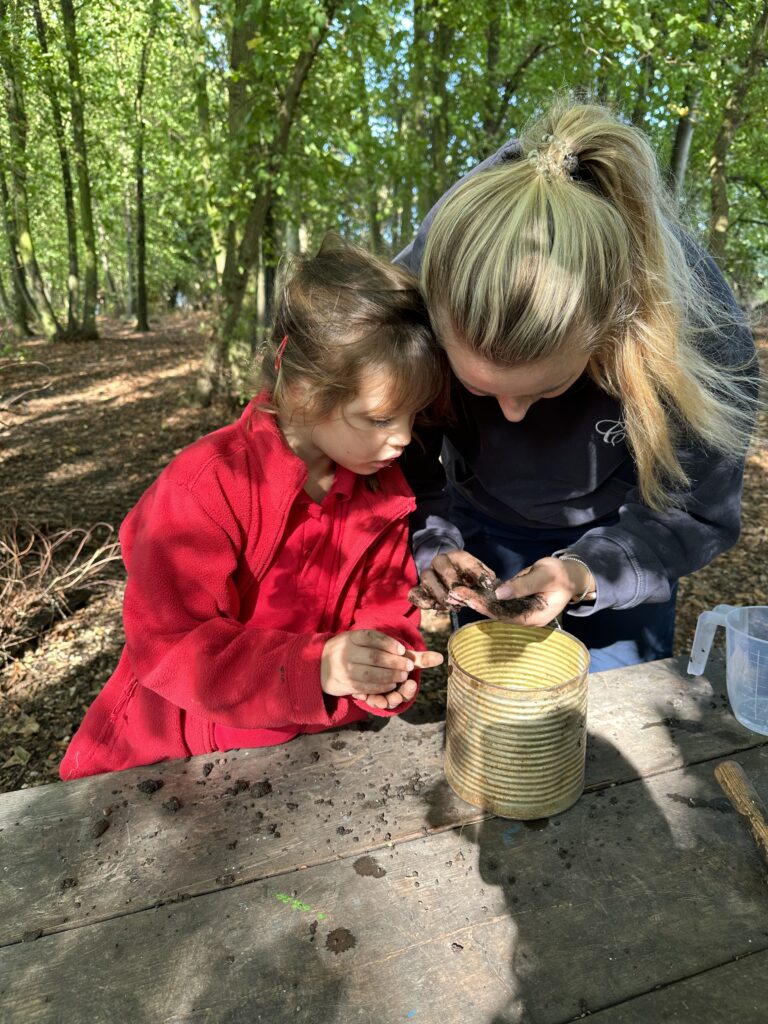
[224,778,250,795]
[410,565,546,618]
[325,927,356,954]
[136,779,164,794]
[353,855,386,878]
[90,819,110,838]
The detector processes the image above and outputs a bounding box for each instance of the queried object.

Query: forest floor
[1,312,766,794]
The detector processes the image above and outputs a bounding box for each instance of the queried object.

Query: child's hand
[321,630,442,711]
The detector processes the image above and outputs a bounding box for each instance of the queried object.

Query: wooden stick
[714,760,768,868]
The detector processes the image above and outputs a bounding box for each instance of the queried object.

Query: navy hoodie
[395,140,758,616]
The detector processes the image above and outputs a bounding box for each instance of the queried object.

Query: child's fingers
[349,630,416,677]
[349,647,415,674]
[398,678,418,701]
[348,671,400,692]
[363,693,390,709]
[351,629,408,656]
[406,649,445,669]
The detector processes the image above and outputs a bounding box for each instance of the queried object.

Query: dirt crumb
[90,819,110,838]
[325,927,356,955]
[353,855,386,878]
[136,779,164,794]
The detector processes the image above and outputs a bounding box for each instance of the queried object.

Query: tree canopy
[1,0,766,397]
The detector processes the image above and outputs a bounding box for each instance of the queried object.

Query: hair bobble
[274,334,289,372]
[527,134,579,182]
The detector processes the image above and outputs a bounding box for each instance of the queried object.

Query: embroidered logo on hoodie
[596,419,626,446]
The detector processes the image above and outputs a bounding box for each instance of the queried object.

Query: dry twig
[0,513,121,664]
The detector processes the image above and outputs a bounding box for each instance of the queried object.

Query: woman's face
[441,327,589,423]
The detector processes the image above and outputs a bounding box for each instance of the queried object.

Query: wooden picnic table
[2,653,768,1023]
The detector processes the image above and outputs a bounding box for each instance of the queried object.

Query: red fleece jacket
[60,400,424,780]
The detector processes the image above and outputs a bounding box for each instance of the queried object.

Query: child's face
[310,368,416,475]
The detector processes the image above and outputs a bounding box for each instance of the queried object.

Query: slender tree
[60,0,99,338]
[200,0,339,403]
[0,164,33,337]
[31,0,80,338]
[188,0,224,284]
[134,0,162,332]
[0,2,61,340]
[708,0,768,259]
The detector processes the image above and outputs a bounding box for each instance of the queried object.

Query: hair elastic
[274,334,289,372]
[527,134,579,182]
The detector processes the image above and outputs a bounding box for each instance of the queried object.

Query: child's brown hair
[258,235,446,422]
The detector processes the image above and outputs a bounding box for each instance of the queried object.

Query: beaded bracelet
[557,554,596,605]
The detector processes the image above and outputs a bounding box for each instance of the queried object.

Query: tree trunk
[351,38,382,254]
[0,4,61,341]
[630,55,654,129]
[708,0,768,260]
[412,0,431,226]
[98,223,123,316]
[428,11,452,210]
[200,0,338,405]
[60,0,98,338]
[135,142,148,329]
[668,88,700,204]
[32,0,80,338]
[667,4,714,206]
[124,196,135,318]
[481,6,552,149]
[0,164,34,337]
[134,1,161,332]
[391,108,410,252]
[189,0,225,282]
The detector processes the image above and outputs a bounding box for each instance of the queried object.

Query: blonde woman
[398,100,759,671]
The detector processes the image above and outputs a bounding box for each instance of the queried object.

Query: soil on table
[1,313,766,794]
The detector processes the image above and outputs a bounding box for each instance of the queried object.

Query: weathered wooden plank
[2,747,768,1024]
[0,654,761,947]
[583,948,768,1023]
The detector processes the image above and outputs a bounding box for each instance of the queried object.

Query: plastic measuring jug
[688,605,768,735]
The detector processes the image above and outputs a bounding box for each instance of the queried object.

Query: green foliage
[0,0,766,340]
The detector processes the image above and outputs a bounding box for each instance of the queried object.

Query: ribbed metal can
[445,621,590,820]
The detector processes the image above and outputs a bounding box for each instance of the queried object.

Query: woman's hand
[408,550,492,610]
[493,557,596,626]
[409,550,595,627]
[321,630,443,711]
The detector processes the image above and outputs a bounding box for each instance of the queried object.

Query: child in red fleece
[60,239,445,779]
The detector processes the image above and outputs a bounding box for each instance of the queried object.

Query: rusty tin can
[445,621,590,819]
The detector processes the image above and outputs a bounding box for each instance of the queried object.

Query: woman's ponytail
[422,97,757,510]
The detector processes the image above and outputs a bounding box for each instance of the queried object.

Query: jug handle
[687,604,735,676]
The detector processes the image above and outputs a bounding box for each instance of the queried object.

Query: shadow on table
[4,896,346,1023]
[421,731,685,1024]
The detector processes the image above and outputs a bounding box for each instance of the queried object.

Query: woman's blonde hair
[258,234,447,423]
[422,99,758,509]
